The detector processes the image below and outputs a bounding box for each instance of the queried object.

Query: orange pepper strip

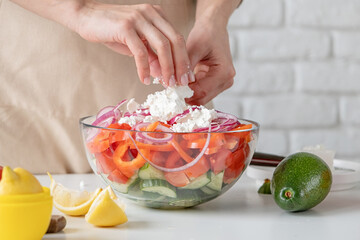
[127,137,174,151]
[113,142,150,178]
[186,133,226,149]
[146,121,160,131]
[170,138,193,163]
[230,124,252,132]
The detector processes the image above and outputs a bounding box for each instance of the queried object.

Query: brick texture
[334,32,360,59]
[242,95,338,128]
[297,62,360,93]
[240,30,330,60]
[214,1,360,161]
[229,0,283,27]
[287,0,360,28]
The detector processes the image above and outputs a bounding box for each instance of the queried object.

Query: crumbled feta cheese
[153,77,161,85]
[118,115,142,127]
[126,98,139,113]
[143,86,194,122]
[171,107,217,132]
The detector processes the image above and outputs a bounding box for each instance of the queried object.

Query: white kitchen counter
[38,173,360,240]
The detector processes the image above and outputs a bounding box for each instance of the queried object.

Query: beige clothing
[0,0,196,173]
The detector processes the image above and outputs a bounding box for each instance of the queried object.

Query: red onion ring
[168,106,200,125]
[134,122,174,143]
[127,126,211,172]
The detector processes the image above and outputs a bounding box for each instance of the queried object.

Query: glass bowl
[80,116,259,209]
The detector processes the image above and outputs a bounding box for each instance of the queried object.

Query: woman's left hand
[186,16,236,105]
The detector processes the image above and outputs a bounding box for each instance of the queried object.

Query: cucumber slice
[181,172,211,190]
[169,189,204,207]
[200,186,218,195]
[139,163,165,180]
[206,171,224,192]
[140,179,177,198]
[110,175,139,194]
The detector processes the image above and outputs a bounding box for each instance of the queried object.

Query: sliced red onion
[126,126,211,172]
[92,111,115,127]
[168,106,200,125]
[134,122,173,143]
[96,106,115,119]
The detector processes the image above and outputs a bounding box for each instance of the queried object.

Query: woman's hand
[186,1,238,105]
[74,1,191,86]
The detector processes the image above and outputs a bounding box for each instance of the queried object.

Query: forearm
[195,0,242,27]
[10,0,86,31]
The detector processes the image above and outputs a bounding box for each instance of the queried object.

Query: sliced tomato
[0,166,3,180]
[210,148,232,175]
[184,156,210,179]
[164,152,190,187]
[94,151,117,175]
[148,151,169,166]
[223,144,250,184]
[107,169,128,184]
[87,140,109,154]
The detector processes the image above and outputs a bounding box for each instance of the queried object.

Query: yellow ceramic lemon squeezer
[0,166,53,240]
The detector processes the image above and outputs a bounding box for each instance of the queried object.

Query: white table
[38,174,360,240]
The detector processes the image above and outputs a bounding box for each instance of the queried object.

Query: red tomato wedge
[94,151,117,175]
[210,148,232,175]
[164,152,190,187]
[107,169,128,184]
[184,156,210,179]
[86,131,110,153]
[0,166,3,181]
[223,144,250,184]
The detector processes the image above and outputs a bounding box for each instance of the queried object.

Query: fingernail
[169,75,176,87]
[144,77,151,85]
[181,73,189,86]
[189,71,195,83]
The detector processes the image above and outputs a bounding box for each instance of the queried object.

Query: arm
[186,0,242,105]
[10,0,192,87]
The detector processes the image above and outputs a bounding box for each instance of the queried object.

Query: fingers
[146,44,162,79]
[148,10,191,85]
[136,4,191,86]
[186,65,235,105]
[104,42,133,56]
[125,29,151,85]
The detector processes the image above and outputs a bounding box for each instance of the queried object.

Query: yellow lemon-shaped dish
[0,187,53,240]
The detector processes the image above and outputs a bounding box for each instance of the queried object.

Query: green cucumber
[110,175,139,194]
[206,171,224,192]
[139,163,165,180]
[169,189,204,207]
[200,186,218,195]
[181,172,211,190]
[140,179,177,198]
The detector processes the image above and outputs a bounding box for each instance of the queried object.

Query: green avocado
[271,152,332,212]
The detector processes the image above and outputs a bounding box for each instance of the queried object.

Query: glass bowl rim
[79,115,260,134]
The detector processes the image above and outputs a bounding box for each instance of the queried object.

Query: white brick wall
[214,0,360,161]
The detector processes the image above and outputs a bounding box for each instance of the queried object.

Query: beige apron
[0,0,196,173]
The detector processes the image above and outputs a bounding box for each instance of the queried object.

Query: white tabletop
[38,173,360,240]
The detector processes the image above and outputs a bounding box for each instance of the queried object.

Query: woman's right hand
[73,1,192,86]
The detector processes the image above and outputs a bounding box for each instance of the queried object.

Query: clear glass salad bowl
[80,116,259,209]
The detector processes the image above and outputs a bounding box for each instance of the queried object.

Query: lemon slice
[48,173,102,216]
[85,186,127,227]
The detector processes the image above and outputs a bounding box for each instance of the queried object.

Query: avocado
[271,152,332,212]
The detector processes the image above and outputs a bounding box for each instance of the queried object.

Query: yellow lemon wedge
[0,166,43,195]
[85,186,127,227]
[48,173,102,216]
